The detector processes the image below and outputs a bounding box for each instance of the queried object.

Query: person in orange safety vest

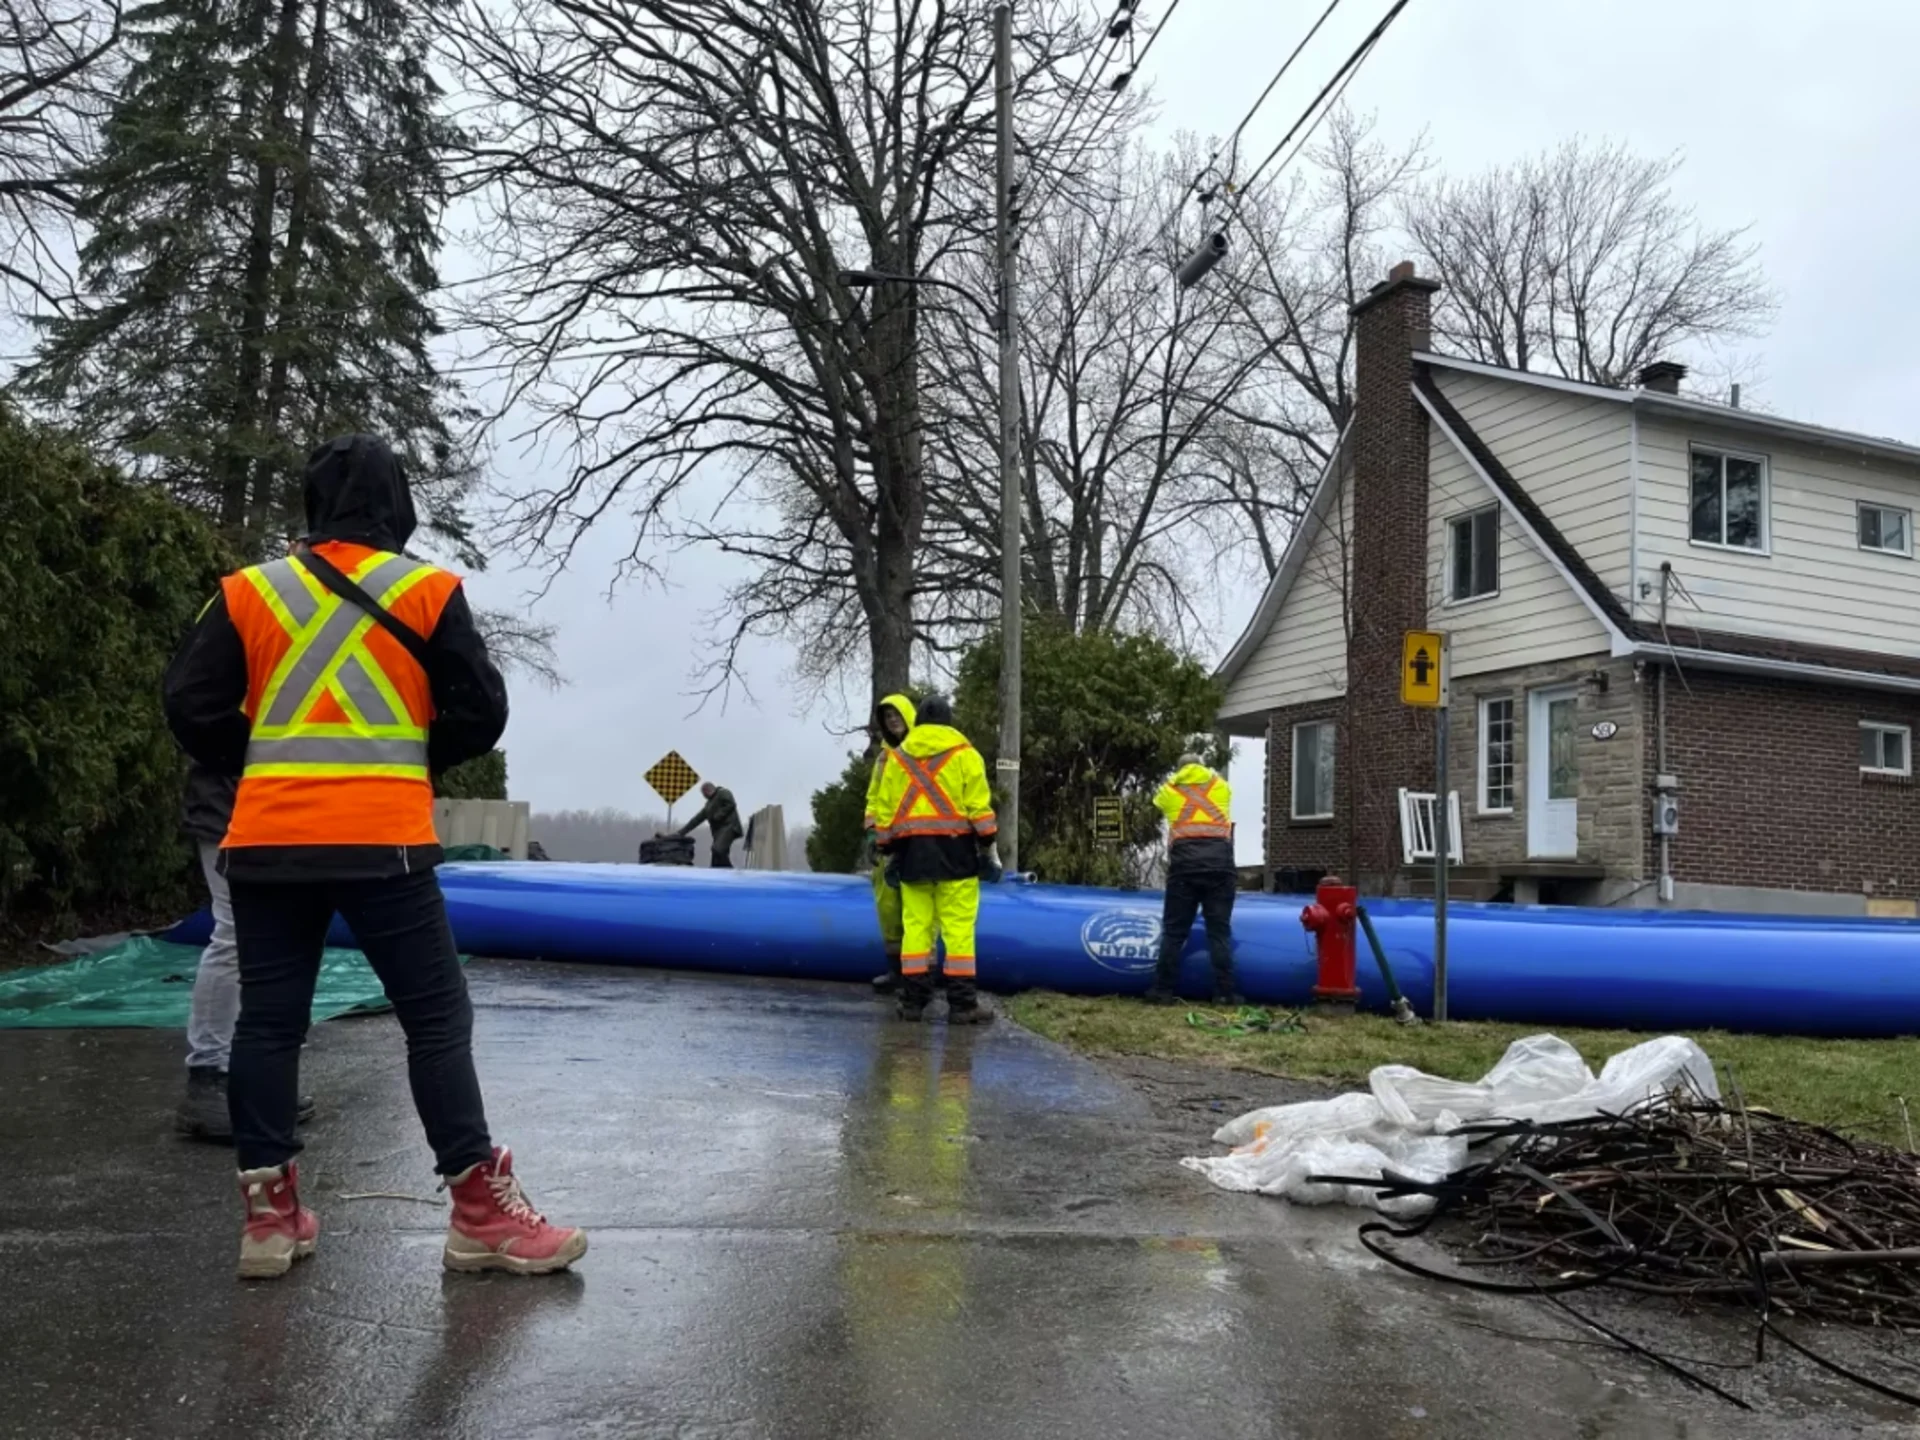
[1144,753,1242,1005]
[163,433,585,1282]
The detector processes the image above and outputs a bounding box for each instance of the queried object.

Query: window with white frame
[1858,502,1912,557]
[1860,721,1911,777]
[1689,447,1768,551]
[1292,721,1336,820]
[1479,696,1516,813]
[1448,506,1500,601]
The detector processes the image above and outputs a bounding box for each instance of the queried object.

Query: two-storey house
[1218,262,1920,916]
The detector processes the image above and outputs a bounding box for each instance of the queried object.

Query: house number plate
[1590,721,1619,741]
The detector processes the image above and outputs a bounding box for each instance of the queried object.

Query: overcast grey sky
[469,0,1920,858]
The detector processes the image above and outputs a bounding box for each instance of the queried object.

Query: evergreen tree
[24,0,476,560]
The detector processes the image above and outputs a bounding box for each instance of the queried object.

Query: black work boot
[174,1067,231,1141]
[896,976,933,1022]
[871,948,902,994]
[175,1069,316,1143]
[1212,969,1246,1007]
[945,980,993,1025]
[1143,960,1181,1006]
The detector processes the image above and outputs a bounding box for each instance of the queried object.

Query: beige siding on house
[1637,415,1920,658]
[1428,422,1612,677]
[1221,467,1351,715]
[1434,368,1635,598]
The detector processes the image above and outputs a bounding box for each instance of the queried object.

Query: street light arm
[837,267,1000,331]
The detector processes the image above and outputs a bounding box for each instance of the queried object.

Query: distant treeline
[531,808,812,870]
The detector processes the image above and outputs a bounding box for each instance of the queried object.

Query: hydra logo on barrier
[1080,910,1163,973]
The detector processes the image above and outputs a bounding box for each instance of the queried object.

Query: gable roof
[1213,426,1349,702]
[1417,352,1920,471]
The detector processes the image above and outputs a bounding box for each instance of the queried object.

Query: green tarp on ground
[0,937,407,1029]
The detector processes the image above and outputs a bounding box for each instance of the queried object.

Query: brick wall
[1649,667,1920,898]
[1262,702,1350,878]
[1346,263,1443,885]
[1449,656,1643,879]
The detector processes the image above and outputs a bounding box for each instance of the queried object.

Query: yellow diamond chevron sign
[1401,630,1446,707]
[645,750,700,807]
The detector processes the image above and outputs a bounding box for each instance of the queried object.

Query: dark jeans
[709,846,734,869]
[1154,869,1237,990]
[228,870,493,1175]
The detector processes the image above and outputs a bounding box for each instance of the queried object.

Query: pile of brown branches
[1320,1094,1920,1408]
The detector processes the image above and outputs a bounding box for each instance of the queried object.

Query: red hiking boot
[442,1147,587,1275]
[236,1163,319,1280]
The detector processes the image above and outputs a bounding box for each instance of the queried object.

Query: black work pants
[228,870,493,1175]
[1154,869,1237,989]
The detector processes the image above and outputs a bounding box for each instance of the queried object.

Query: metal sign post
[1401,630,1449,1022]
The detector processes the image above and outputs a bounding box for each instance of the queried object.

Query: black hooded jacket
[162,434,509,880]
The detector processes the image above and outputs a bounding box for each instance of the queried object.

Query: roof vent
[1637,360,1687,394]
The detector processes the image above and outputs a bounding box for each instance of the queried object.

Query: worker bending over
[1145,753,1244,1005]
[873,695,1001,1023]
[678,781,743,868]
[164,433,585,1281]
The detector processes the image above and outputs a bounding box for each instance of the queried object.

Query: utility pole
[994,1,1022,872]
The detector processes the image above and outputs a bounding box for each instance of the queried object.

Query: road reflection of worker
[872,695,1002,1024]
[838,1035,975,1424]
[676,781,743,868]
[1145,753,1244,1005]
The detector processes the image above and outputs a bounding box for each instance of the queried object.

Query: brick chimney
[1345,261,1442,888]
[1637,360,1686,394]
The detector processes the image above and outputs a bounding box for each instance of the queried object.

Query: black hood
[303,434,417,551]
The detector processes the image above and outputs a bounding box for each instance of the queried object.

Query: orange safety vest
[221,542,459,850]
[1167,776,1232,843]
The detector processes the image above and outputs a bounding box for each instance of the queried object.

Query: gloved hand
[978,841,1005,884]
[883,856,903,890]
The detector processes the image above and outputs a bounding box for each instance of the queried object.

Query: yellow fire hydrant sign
[1401,630,1447,707]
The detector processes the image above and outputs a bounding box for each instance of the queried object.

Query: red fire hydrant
[1301,876,1362,1005]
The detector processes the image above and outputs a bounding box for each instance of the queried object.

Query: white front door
[1527,686,1580,858]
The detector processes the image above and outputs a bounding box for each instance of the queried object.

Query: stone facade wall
[1448,655,1644,882]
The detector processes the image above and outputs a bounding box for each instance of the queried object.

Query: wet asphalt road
[0,960,1909,1439]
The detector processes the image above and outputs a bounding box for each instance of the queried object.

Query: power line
[1208,0,1346,194]
[1017,2,1133,199]
[1219,0,1414,231]
[1018,0,1185,236]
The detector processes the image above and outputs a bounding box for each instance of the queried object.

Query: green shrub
[0,402,230,916]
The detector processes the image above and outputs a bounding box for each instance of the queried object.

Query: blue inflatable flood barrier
[162,861,1920,1038]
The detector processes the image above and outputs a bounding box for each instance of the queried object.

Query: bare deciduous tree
[1405,138,1776,385]
[473,607,563,689]
[448,0,1111,705]
[0,0,121,314]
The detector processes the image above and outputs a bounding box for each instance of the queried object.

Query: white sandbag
[1185,1034,1717,1215]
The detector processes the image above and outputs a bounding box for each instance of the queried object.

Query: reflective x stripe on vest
[240,552,439,779]
[885,748,973,839]
[1171,781,1231,842]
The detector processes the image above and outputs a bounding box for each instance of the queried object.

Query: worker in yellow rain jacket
[862,692,918,995]
[872,695,1002,1024]
[1145,753,1243,1006]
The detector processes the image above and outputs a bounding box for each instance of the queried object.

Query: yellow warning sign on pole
[644,751,700,807]
[1401,630,1446,708]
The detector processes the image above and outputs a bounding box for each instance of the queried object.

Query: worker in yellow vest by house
[1144,753,1243,1005]
[862,692,918,994]
[872,695,1002,1023]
